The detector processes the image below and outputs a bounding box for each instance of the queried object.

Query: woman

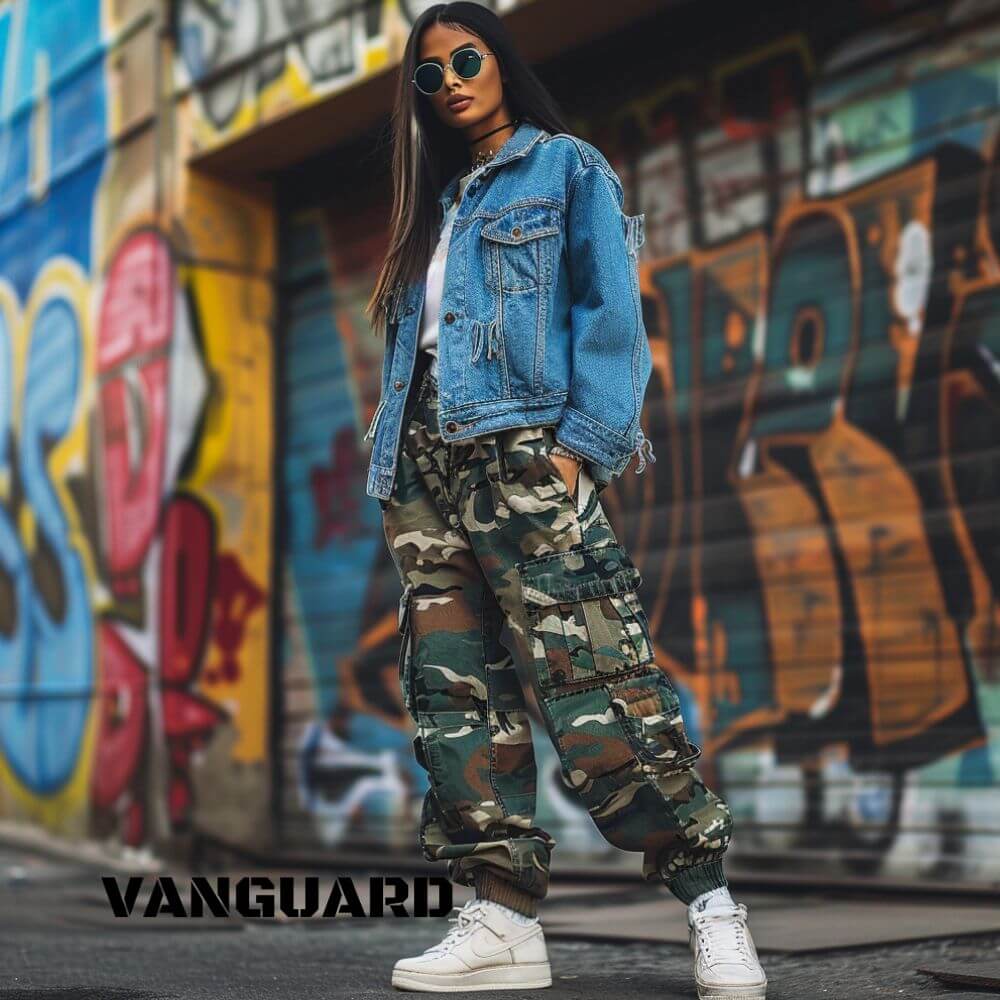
[364,4,766,997]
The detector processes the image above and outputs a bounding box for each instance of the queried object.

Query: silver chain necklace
[470,118,520,168]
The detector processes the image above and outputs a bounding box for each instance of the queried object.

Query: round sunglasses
[412,46,494,96]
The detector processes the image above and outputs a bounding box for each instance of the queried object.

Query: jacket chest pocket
[481,203,561,293]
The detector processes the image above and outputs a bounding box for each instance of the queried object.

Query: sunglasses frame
[411,46,494,96]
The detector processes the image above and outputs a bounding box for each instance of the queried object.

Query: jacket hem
[367,400,570,501]
[437,392,568,424]
[368,401,641,501]
[432,397,568,442]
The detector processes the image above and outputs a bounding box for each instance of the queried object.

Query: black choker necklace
[470,119,520,168]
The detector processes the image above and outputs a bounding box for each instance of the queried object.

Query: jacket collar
[437,119,547,213]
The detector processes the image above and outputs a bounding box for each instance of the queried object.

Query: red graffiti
[160,494,226,825]
[207,552,265,684]
[311,427,362,547]
[160,493,216,685]
[91,494,229,843]
[162,686,225,828]
[96,231,174,597]
[91,623,147,810]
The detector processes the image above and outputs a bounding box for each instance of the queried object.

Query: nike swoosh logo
[470,926,541,960]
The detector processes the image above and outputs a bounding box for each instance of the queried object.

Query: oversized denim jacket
[364,119,654,501]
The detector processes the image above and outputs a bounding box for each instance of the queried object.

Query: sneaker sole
[391,962,553,992]
[696,979,767,1000]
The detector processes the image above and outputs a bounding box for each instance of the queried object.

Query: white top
[419,166,482,379]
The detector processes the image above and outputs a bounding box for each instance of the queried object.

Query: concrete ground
[1,843,999,999]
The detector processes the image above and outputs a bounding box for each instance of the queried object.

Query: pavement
[1,841,999,999]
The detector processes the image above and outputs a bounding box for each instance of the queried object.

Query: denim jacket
[365,119,654,501]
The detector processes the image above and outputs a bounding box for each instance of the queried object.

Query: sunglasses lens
[414,63,443,94]
[453,48,483,79]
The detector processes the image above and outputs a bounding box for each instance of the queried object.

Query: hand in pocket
[548,450,582,501]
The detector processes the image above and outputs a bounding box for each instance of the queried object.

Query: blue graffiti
[0,298,92,793]
[282,218,386,721]
[0,0,106,302]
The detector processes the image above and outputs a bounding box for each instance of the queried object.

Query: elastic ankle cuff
[473,868,538,917]
[665,861,728,905]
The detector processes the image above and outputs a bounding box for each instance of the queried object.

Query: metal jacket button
[445,421,458,433]
[394,380,404,390]
[512,226,521,237]
[444,312,455,324]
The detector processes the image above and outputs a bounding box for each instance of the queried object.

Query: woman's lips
[448,97,472,112]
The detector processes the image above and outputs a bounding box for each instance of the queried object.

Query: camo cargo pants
[379,353,733,904]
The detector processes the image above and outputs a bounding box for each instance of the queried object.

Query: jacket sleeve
[554,162,654,478]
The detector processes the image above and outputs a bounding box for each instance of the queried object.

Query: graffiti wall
[2,0,995,884]
[281,1,999,883]
[621,7,1000,881]
[173,0,534,157]
[0,0,273,851]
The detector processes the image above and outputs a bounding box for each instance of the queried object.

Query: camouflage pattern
[380,362,732,900]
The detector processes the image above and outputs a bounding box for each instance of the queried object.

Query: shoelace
[691,903,753,964]
[424,900,491,955]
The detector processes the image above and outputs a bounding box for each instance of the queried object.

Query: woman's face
[416,23,505,129]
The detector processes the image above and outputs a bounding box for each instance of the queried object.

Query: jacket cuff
[555,405,634,476]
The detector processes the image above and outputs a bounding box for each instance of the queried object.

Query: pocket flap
[607,669,702,772]
[517,542,642,607]
[482,203,561,245]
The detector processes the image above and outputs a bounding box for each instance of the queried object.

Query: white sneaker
[391,898,552,992]
[688,901,767,1000]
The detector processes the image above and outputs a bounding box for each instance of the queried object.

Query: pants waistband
[401,351,436,425]
[415,350,437,397]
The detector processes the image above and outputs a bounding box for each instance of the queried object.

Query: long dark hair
[364,2,573,336]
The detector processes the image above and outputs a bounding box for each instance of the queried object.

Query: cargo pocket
[397,582,416,721]
[419,710,494,834]
[546,683,640,809]
[606,668,701,775]
[517,541,654,690]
